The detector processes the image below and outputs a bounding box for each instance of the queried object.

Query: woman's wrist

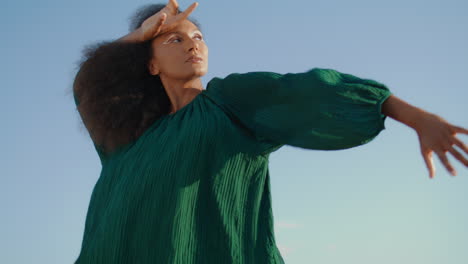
[117,28,144,42]
[381,94,429,131]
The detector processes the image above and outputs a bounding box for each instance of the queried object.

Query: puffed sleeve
[204,68,393,152]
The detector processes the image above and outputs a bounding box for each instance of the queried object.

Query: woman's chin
[166,67,208,80]
[189,68,208,78]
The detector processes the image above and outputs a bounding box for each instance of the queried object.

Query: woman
[72,1,468,263]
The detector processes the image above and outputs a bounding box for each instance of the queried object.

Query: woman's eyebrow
[165,30,202,36]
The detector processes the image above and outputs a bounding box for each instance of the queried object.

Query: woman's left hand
[414,113,468,178]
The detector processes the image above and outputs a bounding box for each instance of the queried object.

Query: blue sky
[2,0,467,263]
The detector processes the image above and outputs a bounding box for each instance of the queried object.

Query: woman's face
[148,19,208,80]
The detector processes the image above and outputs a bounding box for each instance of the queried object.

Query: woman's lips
[186,56,203,63]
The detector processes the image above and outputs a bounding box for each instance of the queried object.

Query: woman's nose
[186,39,199,52]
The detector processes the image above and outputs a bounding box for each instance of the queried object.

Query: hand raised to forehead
[140,0,198,41]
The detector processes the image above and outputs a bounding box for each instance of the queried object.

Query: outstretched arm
[381,95,468,179]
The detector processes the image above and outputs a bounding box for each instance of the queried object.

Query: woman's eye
[169,35,202,43]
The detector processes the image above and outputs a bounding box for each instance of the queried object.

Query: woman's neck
[160,76,204,114]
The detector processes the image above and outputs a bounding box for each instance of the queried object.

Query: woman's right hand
[139,0,199,41]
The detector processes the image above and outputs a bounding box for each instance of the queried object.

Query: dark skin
[381,95,468,178]
[120,0,468,179]
[148,19,208,115]
[119,0,206,114]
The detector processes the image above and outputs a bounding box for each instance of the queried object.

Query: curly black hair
[72,4,202,155]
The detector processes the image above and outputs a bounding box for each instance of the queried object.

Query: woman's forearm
[381,94,429,130]
[382,94,468,178]
[117,28,143,42]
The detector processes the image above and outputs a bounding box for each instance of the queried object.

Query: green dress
[74,68,392,263]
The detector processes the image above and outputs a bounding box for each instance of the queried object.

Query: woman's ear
[148,60,160,75]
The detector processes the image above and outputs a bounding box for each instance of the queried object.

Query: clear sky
[2,0,467,263]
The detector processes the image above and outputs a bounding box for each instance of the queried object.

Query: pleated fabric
[74,67,392,263]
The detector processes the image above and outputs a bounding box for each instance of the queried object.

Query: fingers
[436,151,456,176]
[169,0,179,9]
[154,13,167,36]
[167,0,179,16]
[453,137,468,154]
[177,2,198,21]
[422,148,435,179]
[448,146,468,167]
[452,125,468,135]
